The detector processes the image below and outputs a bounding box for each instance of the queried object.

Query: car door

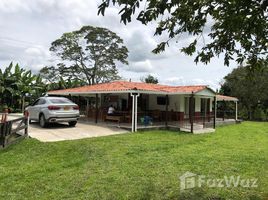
[28,99,40,120]
[34,98,47,120]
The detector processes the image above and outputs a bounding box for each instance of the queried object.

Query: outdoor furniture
[105,115,122,123]
[140,116,153,126]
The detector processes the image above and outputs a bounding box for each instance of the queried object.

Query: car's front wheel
[68,121,77,127]
[39,114,47,128]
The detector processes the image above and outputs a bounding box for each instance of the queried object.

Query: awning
[216,95,238,102]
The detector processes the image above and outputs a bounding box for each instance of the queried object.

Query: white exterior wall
[147,94,215,112]
[210,97,213,112]
[148,94,184,112]
[194,96,214,112]
[179,95,185,112]
[100,90,215,112]
[195,89,215,97]
[148,94,190,112]
[195,97,201,112]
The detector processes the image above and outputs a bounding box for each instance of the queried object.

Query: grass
[0,122,267,200]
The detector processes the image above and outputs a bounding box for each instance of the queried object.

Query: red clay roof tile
[48,81,211,94]
[216,95,238,101]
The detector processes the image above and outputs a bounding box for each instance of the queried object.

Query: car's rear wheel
[39,114,47,128]
[68,121,77,127]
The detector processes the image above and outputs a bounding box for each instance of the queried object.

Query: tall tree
[98,0,268,68]
[141,74,158,84]
[220,65,268,120]
[45,25,128,85]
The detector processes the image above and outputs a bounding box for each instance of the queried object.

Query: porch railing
[81,107,220,131]
[168,114,215,130]
[0,113,29,149]
[216,110,236,121]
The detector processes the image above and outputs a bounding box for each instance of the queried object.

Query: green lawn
[0,122,267,200]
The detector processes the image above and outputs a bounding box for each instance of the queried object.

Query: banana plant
[0,63,18,108]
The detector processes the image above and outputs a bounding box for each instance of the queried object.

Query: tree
[220,65,268,120]
[0,63,17,107]
[98,0,268,68]
[46,25,128,85]
[39,65,88,89]
[141,74,158,84]
[0,63,45,112]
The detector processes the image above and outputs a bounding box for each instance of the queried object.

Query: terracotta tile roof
[216,94,238,101]
[48,80,211,94]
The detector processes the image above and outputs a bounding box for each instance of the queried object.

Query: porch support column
[235,101,238,121]
[213,96,217,129]
[86,98,89,117]
[190,92,194,133]
[203,99,207,126]
[223,100,225,121]
[130,93,140,132]
[95,94,99,124]
[165,94,168,128]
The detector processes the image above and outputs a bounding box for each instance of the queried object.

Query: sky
[0,0,238,90]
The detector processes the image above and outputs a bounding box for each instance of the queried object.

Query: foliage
[220,64,268,120]
[98,0,268,68]
[44,25,129,85]
[0,122,267,199]
[0,63,45,112]
[141,74,158,84]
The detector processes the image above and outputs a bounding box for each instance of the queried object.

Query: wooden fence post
[3,121,12,148]
[24,111,29,136]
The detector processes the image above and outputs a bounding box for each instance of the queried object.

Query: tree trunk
[22,96,25,112]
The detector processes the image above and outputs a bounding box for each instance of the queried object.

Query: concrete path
[29,121,129,142]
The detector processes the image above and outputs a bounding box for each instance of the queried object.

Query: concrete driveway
[29,121,129,142]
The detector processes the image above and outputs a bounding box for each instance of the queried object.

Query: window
[157,96,169,105]
[38,99,46,105]
[49,98,72,104]
[32,99,40,106]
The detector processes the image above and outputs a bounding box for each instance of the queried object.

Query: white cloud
[25,47,43,56]
[0,0,30,13]
[125,60,154,73]
[162,76,220,90]
[0,0,237,89]
[164,76,186,85]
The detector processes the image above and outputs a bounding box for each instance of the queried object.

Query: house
[48,80,238,133]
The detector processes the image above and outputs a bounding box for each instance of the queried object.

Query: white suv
[26,96,80,128]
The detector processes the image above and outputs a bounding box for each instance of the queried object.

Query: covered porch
[48,81,238,133]
[215,94,239,125]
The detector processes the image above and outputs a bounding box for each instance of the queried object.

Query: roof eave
[47,90,169,95]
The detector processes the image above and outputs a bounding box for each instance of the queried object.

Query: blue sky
[0,0,237,90]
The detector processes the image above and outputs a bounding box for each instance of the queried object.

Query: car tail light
[48,105,61,110]
[73,106,79,110]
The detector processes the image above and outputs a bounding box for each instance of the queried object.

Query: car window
[49,98,72,104]
[38,99,46,105]
[32,99,40,106]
